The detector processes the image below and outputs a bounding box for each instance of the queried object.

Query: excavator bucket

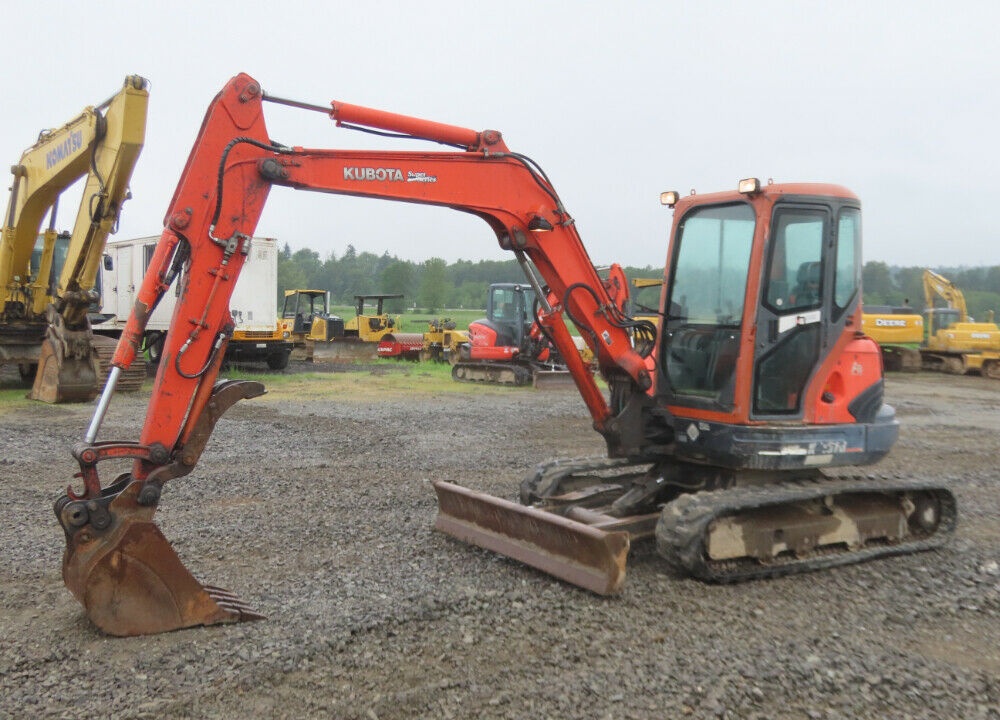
[432,480,631,595]
[29,331,101,403]
[58,481,263,636]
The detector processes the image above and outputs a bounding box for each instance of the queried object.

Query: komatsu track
[92,335,146,393]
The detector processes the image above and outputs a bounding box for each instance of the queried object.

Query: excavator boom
[923,268,969,321]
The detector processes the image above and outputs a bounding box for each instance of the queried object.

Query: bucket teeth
[58,483,265,636]
[204,586,266,620]
[202,584,240,599]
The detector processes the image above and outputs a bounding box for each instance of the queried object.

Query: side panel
[228,239,278,333]
[97,236,276,335]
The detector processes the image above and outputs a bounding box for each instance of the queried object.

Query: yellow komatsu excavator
[0,75,148,402]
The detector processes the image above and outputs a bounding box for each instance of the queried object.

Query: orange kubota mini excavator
[55,74,956,636]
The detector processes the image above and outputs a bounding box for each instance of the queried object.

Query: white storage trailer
[93,235,292,368]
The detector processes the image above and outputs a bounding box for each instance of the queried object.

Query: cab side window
[834,208,861,319]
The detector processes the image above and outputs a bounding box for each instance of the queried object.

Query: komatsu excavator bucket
[28,327,101,403]
[57,479,263,636]
[432,480,632,594]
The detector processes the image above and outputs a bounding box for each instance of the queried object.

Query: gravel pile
[0,369,997,719]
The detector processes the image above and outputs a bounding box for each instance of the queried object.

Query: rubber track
[452,361,532,386]
[654,474,958,583]
[520,455,638,503]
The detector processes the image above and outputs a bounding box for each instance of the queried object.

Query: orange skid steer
[57,74,953,636]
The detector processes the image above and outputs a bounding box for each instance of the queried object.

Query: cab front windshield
[283,292,326,319]
[30,234,71,293]
[663,202,755,405]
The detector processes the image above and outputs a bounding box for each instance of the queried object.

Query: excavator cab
[656,187,894,467]
[485,283,534,349]
[282,289,328,335]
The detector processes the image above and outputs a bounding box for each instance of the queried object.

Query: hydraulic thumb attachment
[56,380,266,636]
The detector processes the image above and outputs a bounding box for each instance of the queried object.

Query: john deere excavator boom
[55,74,953,637]
[0,75,149,401]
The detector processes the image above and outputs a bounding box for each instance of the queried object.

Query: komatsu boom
[55,74,954,636]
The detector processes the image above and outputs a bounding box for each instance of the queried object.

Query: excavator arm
[923,268,969,320]
[0,75,148,401]
[106,73,651,461]
[56,79,149,329]
[1,104,104,316]
[57,73,655,635]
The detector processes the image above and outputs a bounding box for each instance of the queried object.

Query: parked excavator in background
[920,269,1000,377]
[860,304,924,372]
[54,74,955,637]
[451,281,570,387]
[0,75,148,401]
[628,277,665,327]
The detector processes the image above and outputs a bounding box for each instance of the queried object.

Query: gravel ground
[1,367,998,719]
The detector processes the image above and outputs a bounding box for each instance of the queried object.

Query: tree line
[862,262,1000,320]
[277,243,1000,320]
[276,243,661,312]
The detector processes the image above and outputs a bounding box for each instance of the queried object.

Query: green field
[237,360,536,401]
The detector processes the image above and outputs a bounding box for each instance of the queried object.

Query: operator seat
[791,261,821,306]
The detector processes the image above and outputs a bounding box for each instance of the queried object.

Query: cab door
[752,203,861,418]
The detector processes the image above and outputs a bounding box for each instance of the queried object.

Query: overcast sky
[2,1,997,269]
